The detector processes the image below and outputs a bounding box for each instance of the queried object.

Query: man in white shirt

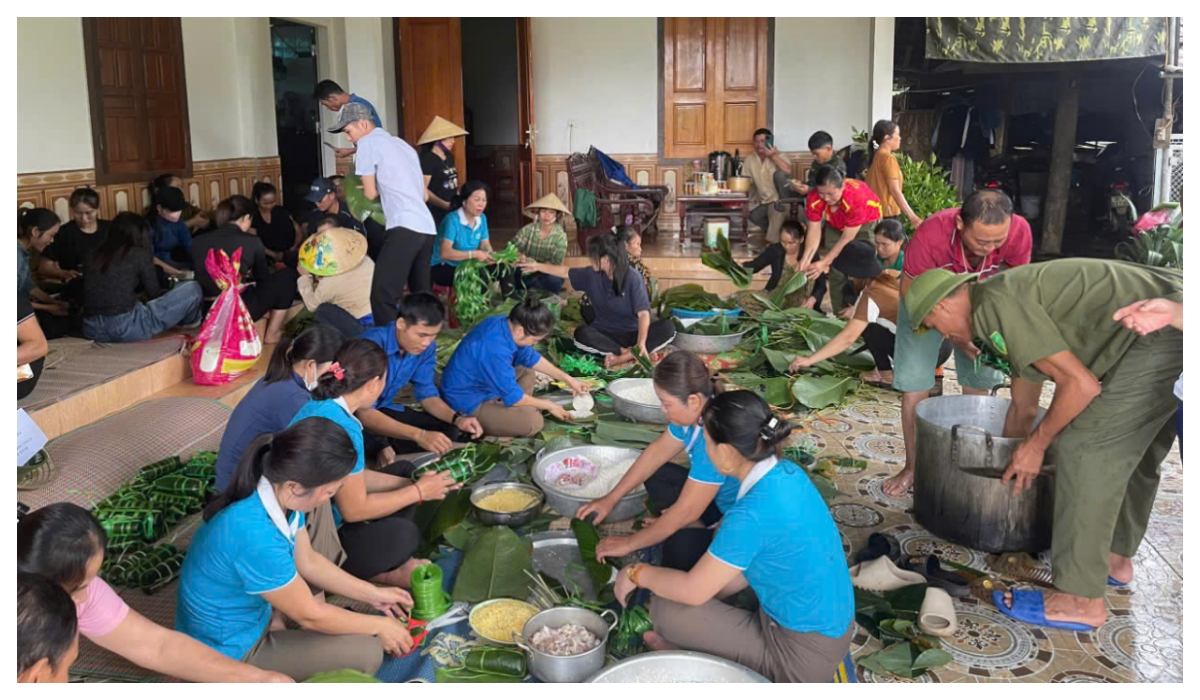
[330,102,437,326]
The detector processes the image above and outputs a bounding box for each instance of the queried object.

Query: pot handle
[513,631,531,653]
[950,424,995,472]
[601,608,620,633]
[990,383,1010,397]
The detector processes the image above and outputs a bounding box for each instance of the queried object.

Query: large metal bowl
[532,446,646,522]
[607,378,668,424]
[672,329,748,354]
[468,598,540,646]
[587,650,771,683]
[469,482,545,528]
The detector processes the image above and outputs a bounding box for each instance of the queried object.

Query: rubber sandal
[991,589,1094,631]
[918,587,958,637]
[902,556,972,597]
[849,556,926,593]
[863,380,894,391]
[1107,576,1130,587]
[853,532,902,565]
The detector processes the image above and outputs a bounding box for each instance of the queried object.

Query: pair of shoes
[853,532,902,565]
[919,587,958,637]
[902,555,972,597]
[849,556,925,593]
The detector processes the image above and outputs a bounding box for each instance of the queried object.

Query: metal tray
[528,531,616,602]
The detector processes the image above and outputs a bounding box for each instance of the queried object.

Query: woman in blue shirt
[613,391,854,683]
[579,351,736,570]
[177,418,415,681]
[149,185,192,275]
[440,297,590,437]
[214,325,344,492]
[430,181,494,288]
[288,338,460,586]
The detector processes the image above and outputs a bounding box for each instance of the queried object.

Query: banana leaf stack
[700,233,752,288]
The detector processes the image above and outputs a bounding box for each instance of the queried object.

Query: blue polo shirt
[431,209,490,267]
[152,215,193,264]
[349,94,382,128]
[708,459,854,637]
[440,315,541,416]
[359,325,439,411]
[288,399,364,528]
[214,373,311,493]
[669,423,740,513]
[176,489,304,660]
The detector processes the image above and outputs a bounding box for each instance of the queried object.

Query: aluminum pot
[672,329,748,354]
[532,445,646,521]
[469,482,544,528]
[607,378,668,424]
[913,392,1055,553]
[587,650,770,683]
[726,176,752,194]
[515,607,619,683]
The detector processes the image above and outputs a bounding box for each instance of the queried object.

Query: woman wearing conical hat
[510,193,572,293]
[296,225,376,328]
[417,116,468,226]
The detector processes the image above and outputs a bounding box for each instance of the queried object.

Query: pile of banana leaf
[657,284,736,315]
[701,233,752,288]
[672,313,745,337]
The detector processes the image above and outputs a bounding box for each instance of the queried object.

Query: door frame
[515,17,537,208]
[395,17,467,177]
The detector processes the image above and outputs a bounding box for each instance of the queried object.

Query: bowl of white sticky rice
[606,378,668,424]
[533,446,646,521]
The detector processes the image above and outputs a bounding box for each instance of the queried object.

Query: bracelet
[413,483,424,504]
[628,563,647,587]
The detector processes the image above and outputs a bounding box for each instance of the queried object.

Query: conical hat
[298,227,368,277]
[522,193,572,219]
[417,116,469,145]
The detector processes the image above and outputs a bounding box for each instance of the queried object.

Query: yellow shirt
[742,153,781,205]
[865,150,903,218]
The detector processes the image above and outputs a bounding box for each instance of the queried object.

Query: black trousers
[315,302,366,340]
[17,357,44,401]
[370,227,434,326]
[242,268,299,321]
[338,461,422,580]
[573,318,676,356]
[362,406,463,458]
[644,463,722,571]
[741,245,828,308]
[861,323,952,372]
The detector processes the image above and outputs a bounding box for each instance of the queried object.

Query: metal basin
[607,378,668,424]
[533,446,646,522]
[469,482,544,528]
[672,329,748,354]
[516,606,618,683]
[587,651,770,683]
[914,395,1055,553]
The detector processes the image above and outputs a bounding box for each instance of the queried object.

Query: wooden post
[1039,71,1081,255]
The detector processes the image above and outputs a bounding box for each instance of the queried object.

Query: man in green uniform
[906,259,1183,630]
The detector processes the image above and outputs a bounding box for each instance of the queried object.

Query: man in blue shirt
[355,292,483,461]
[314,79,381,158]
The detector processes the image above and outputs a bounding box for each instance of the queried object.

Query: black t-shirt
[17,295,44,399]
[43,220,111,272]
[251,206,297,254]
[190,224,271,298]
[419,149,459,225]
[305,201,367,237]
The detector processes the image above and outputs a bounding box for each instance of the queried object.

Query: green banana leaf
[414,488,473,554]
[790,375,860,409]
[591,419,665,447]
[341,172,386,227]
[435,668,524,683]
[571,517,614,592]
[451,526,534,603]
[769,269,809,308]
[303,669,383,683]
[723,371,793,408]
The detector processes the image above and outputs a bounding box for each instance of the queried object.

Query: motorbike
[1106,181,1137,233]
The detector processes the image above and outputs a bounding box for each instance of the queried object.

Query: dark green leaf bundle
[570,516,613,592]
[701,233,752,288]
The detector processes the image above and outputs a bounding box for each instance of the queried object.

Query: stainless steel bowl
[586,650,771,683]
[517,606,619,683]
[532,446,646,522]
[469,482,545,528]
[468,598,540,646]
[607,378,668,424]
[672,329,748,354]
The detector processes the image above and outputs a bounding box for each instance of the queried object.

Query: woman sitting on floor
[518,232,675,368]
[615,225,656,303]
[296,226,376,327]
[38,188,109,303]
[429,181,493,288]
[580,351,738,571]
[214,325,344,492]
[287,338,460,586]
[149,186,193,275]
[251,182,303,263]
[80,213,204,343]
[511,194,571,293]
[17,503,291,682]
[440,297,590,437]
[613,390,854,683]
[18,207,73,338]
[148,173,210,232]
[177,419,415,680]
[740,220,827,310]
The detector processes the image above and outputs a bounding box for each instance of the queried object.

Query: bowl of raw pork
[532,446,646,522]
[515,606,619,683]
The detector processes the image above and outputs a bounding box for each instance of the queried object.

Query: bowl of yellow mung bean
[470,598,541,646]
[470,482,545,527]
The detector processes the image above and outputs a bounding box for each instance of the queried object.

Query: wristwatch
[451,411,463,425]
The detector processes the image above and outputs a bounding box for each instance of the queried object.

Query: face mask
[304,365,318,391]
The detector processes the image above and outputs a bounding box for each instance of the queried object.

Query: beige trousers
[470,366,544,437]
[242,628,383,681]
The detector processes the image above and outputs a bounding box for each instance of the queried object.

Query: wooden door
[663,18,769,160]
[397,18,466,178]
[515,17,536,208]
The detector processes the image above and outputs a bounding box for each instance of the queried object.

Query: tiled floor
[805,364,1184,683]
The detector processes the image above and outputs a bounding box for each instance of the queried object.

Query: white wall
[462,18,520,145]
[532,17,658,155]
[17,18,93,172]
[345,17,397,134]
[773,17,873,152]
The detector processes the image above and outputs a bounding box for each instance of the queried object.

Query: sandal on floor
[918,587,958,637]
[849,556,926,593]
[1107,576,1130,587]
[991,589,1094,631]
[853,532,902,565]
[902,555,973,597]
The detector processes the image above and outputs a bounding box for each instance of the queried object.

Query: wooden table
[677,194,751,243]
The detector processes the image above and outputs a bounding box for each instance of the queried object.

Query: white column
[868,17,896,126]
[344,18,396,134]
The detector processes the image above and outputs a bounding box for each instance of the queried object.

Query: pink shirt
[902,207,1032,280]
[76,577,131,638]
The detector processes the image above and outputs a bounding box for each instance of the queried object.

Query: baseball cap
[155,186,186,213]
[305,177,335,203]
[328,102,375,133]
[905,269,978,331]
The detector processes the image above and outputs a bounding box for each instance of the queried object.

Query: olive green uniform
[969,259,1183,598]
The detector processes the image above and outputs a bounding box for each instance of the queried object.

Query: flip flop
[918,587,958,637]
[1107,576,1130,587]
[991,589,1094,631]
[849,556,926,593]
[853,532,902,565]
[901,555,972,597]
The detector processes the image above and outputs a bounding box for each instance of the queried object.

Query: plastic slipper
[1107,576,1130,587]
[991,589,1094,631]
[863,380,894,391]
[901,555,973,597]
[849,556,927,593]
[918,587,958,637]
[853,532,902,565]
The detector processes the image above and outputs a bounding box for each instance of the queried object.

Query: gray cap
[328,102,375,133]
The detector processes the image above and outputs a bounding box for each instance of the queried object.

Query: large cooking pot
[913,392,1055,553]
[516,607,619,683]
[726,176,752,194]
